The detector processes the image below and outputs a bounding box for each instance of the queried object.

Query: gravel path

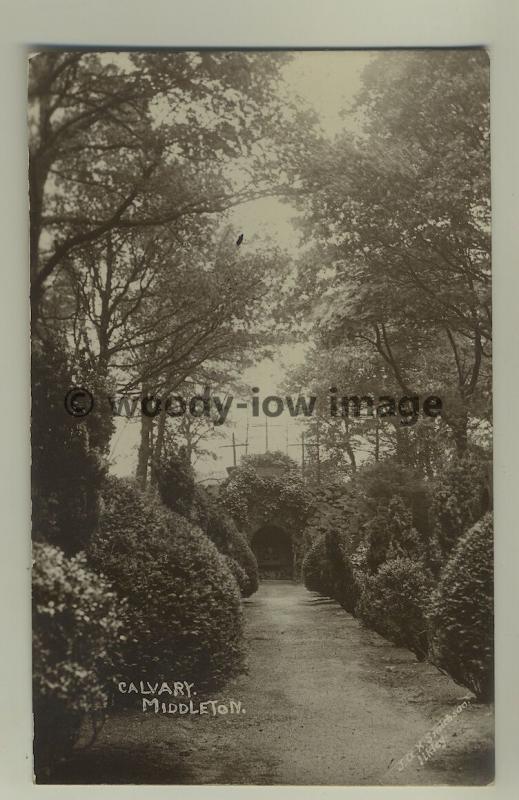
[51,580,494,785]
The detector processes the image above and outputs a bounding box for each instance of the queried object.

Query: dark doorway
[251,524,293,579]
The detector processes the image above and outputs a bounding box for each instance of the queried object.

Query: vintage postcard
[30,48,493,784]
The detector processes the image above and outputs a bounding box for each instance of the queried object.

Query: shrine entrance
[251,524,293,580]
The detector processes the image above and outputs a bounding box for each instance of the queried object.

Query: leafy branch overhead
[29,50,309,318]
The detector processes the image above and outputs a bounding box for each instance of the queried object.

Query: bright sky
[110,50,375,480]
[283,50,372,138]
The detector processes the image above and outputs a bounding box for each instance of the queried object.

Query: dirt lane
[184,580,493,785]
[53,580,493,785]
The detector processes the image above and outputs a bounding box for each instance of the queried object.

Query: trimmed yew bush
[302,533,328,594]
[302,531,359,612]
[156,459,259,598]
[89,477,245,688]
[356,557,433,659]
[206,508,259,598]
[325,530,361,612]
[31,340,107,556]
[223,555,250,597]
[154,449,196,517]
[192,483,212,532]
[429,512,493,700]
[32,542,125,777]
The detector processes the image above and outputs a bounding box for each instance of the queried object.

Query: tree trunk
[374,416,380,462]
[342,419,357,472]
[136,385,153,487]
[453,414,469,457]
[150,401,168,486]
[394,423,412,465]
[96,232,114,380]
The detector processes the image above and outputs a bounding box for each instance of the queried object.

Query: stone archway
[251,524,293,580]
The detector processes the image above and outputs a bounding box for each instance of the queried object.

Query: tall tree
[290,50,491,455]
[29,50,303,326]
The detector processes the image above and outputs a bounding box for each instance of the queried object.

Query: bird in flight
[236,233,244,247]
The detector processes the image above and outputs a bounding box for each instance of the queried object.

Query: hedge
[205,508,259,598]
[429,512,493,700]
[31,341,106,555]
[32,541,125,777]
[154,449,195,517]
[356,556,433,660]
[302,533,328,594]
[302,531,359,613]
[89,477,246,688]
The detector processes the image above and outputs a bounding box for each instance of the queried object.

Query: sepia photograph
[29,47,493,785]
